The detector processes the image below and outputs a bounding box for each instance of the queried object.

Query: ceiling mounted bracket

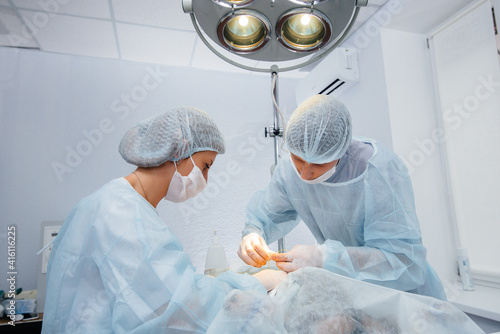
[187,0,362,72]
[182,0,193,13]
[356,0,369,7]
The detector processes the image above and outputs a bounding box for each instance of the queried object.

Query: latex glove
[238,233,274,267]
[271,244,325,273]
[253,269,288,292]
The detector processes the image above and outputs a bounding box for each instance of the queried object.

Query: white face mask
[165,156,207,202]
[290,155,337,184]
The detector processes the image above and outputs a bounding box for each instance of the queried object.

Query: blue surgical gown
[42,178,265,334]
[244,138,446,300]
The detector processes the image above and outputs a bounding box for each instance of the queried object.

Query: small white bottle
[204,231,229,277]
[457,248,475,291]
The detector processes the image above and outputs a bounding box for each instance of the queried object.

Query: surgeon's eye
[204,163,211,171]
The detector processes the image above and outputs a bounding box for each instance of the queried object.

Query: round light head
[288,0,330,4]
[212,0,255,8]
[277,9,332,52]
[190,0,358,65]
[217,10,271,53]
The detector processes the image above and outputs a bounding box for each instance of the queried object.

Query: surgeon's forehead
[194,150,217,161]
[291,152,336,167]
[291,153,306,162]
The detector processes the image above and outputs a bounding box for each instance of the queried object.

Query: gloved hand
[271,244,325,273]
[238,233,274,267]
[253,269,287,291]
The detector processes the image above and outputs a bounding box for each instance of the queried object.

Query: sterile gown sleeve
[42,178,265,334]
[243,141,443,298]
[320,150,428,292]
[243,161,302,242]
[98,203,266,333]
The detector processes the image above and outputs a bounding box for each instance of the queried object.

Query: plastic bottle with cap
[204,231,229,277]
[457,248,474,291]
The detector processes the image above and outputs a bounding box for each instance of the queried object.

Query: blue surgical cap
[286,95,352,164]
[119,106,226,167]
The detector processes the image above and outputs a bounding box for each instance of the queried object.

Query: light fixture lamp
[182,0,368,253]
[183,0,368,73]
[217,9,272,53]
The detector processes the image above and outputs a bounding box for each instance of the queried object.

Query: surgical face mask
[165,156,207,202]
[290,155,337,184]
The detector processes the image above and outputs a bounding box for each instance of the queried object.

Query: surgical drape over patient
[285,95,352,164]
[119,106,226,167]
[208,268,484,334]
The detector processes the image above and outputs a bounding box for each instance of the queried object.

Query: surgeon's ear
[158,160,175,168]
[155,161,177,177]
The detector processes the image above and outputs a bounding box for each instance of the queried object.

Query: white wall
[342,1,500,308]
[0,46,300,290]
[2,0,471,297]
[429,0,500,280]
[0,39,398,292]
[335,1,460,288]
[380,28,457,284]
[336,37,393,148]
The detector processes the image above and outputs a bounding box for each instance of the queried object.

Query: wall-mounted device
[295,47,360,106]
[36,220,63,313]
[41,225,61,274]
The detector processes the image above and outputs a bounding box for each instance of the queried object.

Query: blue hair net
[286,95,352,164]
[119,106,225,167]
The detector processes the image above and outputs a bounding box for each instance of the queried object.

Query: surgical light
[182,0,367,252]
[239,16,248,26]
[218,11,271,52]
[213,0,255,7]
[290,0,330,4]
[300,14,311,25]
[277,9,331,52]
[183,0,367,72]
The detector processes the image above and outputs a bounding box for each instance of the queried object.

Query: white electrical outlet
[41,226,60,274]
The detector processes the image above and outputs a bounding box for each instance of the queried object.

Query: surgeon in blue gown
[238,95,447,300]
[42,106,285,333]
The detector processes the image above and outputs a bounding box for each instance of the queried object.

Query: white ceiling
[0,0,391,77]
[386,0,476,34]
[0,0,472,76]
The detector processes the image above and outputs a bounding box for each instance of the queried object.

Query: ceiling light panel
[117,23,196,66]
[18,10,118,58]
[0,7,38,48]
[12,0,111,19]
[112,0,193,30]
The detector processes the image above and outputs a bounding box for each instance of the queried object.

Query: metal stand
[265,66,285,253]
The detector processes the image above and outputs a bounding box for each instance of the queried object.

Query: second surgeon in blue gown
[42,106,285,333]
[238,95,447,300]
